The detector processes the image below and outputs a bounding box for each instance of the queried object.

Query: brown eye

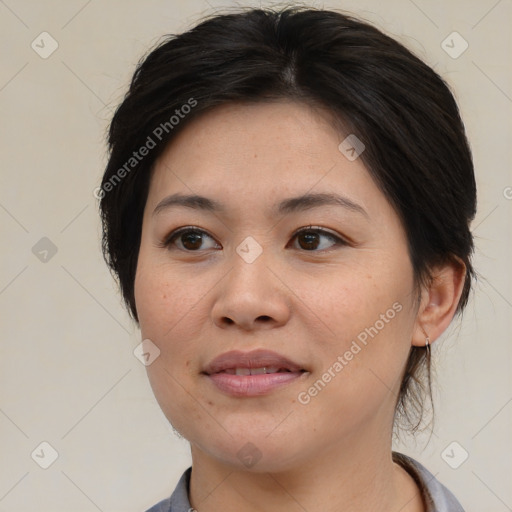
[165,228,219,251]
[290,227,346,251]
[162,226,346,253]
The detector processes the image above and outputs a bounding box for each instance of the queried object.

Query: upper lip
[202,349,305,375]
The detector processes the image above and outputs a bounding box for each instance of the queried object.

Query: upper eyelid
[164,225,346,247]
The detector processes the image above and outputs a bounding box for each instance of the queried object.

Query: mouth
[216,367,302,375]
[202,349,308,397]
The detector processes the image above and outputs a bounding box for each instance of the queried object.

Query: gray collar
[146,452,465,512]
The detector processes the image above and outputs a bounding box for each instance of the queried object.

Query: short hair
[99,6,476,432]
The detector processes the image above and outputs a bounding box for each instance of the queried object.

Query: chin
[188,428,307,473]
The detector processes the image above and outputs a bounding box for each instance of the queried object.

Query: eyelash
[161,225,348,253]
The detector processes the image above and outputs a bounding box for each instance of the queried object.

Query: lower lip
[206,371,305,397]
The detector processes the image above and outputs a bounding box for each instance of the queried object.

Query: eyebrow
[153,192,369,219]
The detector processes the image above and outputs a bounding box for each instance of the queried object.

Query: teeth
[231,366,281,376]
[251,366,280,375]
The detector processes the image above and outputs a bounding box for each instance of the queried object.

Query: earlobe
[412,259,466,347]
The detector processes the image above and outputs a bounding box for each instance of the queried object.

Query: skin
[134,100,465,512]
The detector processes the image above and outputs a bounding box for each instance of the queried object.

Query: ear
[412,258,466,347]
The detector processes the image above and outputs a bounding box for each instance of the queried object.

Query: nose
[210,249,291,331]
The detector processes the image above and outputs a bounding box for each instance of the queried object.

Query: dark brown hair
[99,6,476,431]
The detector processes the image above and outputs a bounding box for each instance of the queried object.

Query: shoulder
[393,452,466,512]
[145,496,172,512]
[144,467,192,512]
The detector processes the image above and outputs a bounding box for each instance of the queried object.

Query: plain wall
[1,0,511,510]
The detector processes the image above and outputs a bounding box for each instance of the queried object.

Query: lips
[202,349,307,397]
[223,366,285,375]
[202,349,305,375]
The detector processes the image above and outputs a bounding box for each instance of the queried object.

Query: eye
[162,225,347,253]
[163,227,220,251]
[289,226,347,251]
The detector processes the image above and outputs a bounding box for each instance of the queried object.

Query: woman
[98,6,476,512]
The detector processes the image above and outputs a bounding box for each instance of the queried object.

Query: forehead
[159,100,338,166]
[146,100,389,221]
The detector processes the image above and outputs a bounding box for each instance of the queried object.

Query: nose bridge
[211,238,290,329]
[231,240,272,291]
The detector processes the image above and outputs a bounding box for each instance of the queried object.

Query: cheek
[134,251,215,374]
[134,259,207,432]
[134,265,168,339]
[309,261,412,341]
[134,255,200,342]
[134,260,203,419]
[304,259,416,398]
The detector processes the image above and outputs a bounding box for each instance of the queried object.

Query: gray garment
[145,452,465,512]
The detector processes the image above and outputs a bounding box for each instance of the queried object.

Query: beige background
[1,0,511,510]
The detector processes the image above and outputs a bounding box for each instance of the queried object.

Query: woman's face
[135,100,420,471]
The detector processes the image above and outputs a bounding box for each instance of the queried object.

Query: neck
[188,431,424,512]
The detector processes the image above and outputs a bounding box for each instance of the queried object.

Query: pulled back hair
[99,6,476,432]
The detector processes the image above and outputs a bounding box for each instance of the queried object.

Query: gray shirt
[145,452,465,512]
